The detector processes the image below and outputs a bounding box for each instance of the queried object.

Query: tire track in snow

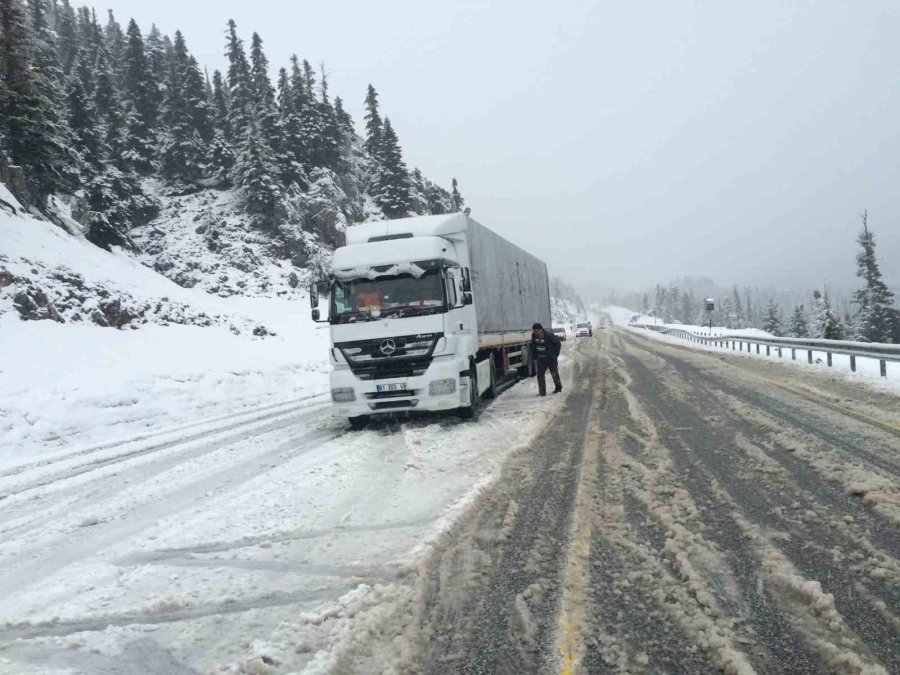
[0,396,330,501]
[555,343,722,674]
[0,409,335,542]
[0,425,341,596]
[619,332,896,673]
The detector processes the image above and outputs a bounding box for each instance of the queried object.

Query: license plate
[376,383,407,392]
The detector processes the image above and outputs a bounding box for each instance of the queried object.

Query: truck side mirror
[309,282,319,309]
[462,291,473,306]
[312,308,321,322]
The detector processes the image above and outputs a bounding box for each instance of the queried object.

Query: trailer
[310,213,551,427]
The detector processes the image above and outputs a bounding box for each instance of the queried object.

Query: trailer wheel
[458,368,477,419]
[348,415,370,430]
[485,356,498,399]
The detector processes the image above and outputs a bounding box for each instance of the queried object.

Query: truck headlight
[429,378,456,395]
[331,387,356,402]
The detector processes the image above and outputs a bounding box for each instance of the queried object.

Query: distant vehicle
[576,321,593,337]
[310,213,551,428]
[552,327,567,341]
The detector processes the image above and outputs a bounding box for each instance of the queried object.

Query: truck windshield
[331,270,446,323]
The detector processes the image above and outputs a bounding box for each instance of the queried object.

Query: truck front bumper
[328,355,469,418]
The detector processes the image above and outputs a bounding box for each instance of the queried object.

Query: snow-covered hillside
[0,205,330,468]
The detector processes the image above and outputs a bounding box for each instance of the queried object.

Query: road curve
[396,328,900,674]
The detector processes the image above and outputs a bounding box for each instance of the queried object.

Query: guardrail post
[791,348,796,360]
[766,345,770,356]
[826,352,832,367]
[756,344,760,354]
[808,350,813,364]
[850,355,856,372]
[777,347,782,358]
[881,360,887,377]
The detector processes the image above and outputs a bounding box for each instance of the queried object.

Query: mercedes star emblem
[379,339,397,356]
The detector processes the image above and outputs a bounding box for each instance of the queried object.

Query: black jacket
[532,330,561,361]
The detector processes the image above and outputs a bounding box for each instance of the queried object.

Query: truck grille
[336,334,442,381]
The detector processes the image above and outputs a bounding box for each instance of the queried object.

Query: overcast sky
[91,0,900,295]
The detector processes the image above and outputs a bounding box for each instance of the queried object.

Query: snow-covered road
[369,330,900,675]
[0,364,570,674]
[4,329,899,674]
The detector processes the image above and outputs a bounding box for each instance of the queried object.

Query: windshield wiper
[382,305,443,318]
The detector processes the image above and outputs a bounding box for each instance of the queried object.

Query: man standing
[531,323,563,396]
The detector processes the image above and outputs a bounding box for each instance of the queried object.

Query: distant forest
[618,214,898,343]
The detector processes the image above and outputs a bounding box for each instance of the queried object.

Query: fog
[92,0,900,295]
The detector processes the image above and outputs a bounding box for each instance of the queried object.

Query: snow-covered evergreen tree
[1,0,75,202]
[363,84,383,159]
[450,177,465,212]
[812,289,844,340]
[159,31,210,183]
[852,212,896,343]
[788,305,809,338]
[120,19,156,171]
[373,117,412,219]
[230,119,281,220]
[761,300,782,336]
[224,19,252,140]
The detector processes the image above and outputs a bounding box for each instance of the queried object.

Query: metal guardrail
[631,324,900,377]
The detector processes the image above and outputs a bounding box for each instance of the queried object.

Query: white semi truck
[310,213,551,428]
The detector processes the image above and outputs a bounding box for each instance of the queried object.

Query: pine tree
[248,32,278,139]
[275,66,305,184]
[363,84,382,159]
[333,95,354,136]
[144,24,167,111]
[210,68,230,138]
[852,211,896,343]
[230,119,281,219]
[762,300,783,336]
[720,295,737,329]
[121,19,156,171]
[159,31,208,182]
[450,177,464,212]
[373,117,412,218]
[732,285,744,328]
[788,305,809,338]
[224,19,252,140]
[67,48,105,169]
[102,9,123,78]
[812,289,844,340]
[1,0,75,202]
[54,0,77,73]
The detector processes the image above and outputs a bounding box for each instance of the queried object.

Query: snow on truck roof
[344,213,469,246]
[332,235,457,276]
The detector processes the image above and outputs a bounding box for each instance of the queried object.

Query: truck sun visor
[333,259,441,281]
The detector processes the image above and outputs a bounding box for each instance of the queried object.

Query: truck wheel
[458,368,477,419]
[348,415,370,430]
[485,357,499,399]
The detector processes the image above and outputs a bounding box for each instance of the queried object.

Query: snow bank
[605,306,900,394]
[0,202,331,468]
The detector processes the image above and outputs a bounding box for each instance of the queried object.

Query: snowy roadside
[605,305,900,396]
[0,347,576,675]
[0,309,331,470]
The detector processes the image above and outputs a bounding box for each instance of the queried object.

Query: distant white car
[576,321,593,337]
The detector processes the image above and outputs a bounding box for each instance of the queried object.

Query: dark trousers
[537,358,562,395]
